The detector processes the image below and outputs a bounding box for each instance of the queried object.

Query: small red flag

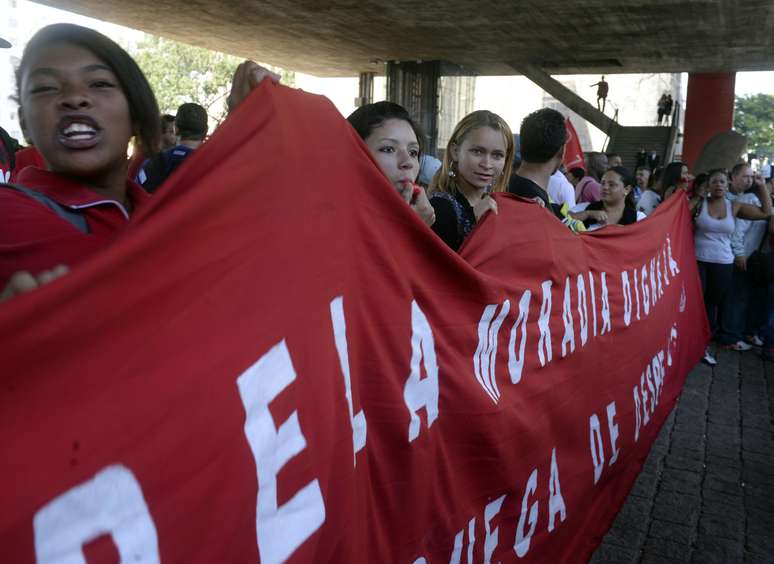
[563,118,585,171]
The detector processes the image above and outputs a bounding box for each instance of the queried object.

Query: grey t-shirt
[637,190,662,216]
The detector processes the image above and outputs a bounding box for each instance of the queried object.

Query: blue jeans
[718,265,752,344]
[762,282,774,353]
[698,261,734,338]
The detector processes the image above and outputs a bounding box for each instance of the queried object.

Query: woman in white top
[569,167,646,231]
[693,168,772,365]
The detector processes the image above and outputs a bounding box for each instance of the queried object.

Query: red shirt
[0,167,149,286]
[9,146,46,182]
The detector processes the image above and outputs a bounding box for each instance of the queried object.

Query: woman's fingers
[228,60,281,112]
[397,183,413,203]
[37,265,69,285]
[0,265,70,303]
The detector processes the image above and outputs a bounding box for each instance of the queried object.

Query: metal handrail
[601,104,620,152]
[665,102,681,163]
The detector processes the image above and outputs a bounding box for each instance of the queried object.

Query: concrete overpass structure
[34,0,774,166]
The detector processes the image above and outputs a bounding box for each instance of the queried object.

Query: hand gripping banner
[0,84,708,563]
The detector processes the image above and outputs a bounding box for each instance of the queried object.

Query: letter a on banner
[404,300,439,442]
[34,465,159,564]
[330,296,367,465]
[237,340,326,564]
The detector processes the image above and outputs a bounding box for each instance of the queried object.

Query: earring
[448,162,457,178]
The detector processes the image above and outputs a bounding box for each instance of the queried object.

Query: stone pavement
[590,348,774,563]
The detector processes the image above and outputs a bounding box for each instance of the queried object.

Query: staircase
[606,126,673,171]
[514,63,682,172]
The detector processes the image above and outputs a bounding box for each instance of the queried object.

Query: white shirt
[637,190,661,216]
[694,199,736,264]
[729,192,767,257]
[548,170,576,207]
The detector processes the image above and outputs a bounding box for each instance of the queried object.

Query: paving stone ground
[590,348,774,564]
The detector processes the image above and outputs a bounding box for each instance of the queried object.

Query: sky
[735,72,774,97]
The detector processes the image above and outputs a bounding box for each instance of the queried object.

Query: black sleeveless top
[583,200,638,228]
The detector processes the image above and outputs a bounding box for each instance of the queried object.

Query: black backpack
[0,126,20,176]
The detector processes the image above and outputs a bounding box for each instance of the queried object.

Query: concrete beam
[512,63,619,137]
[33,0,774,77]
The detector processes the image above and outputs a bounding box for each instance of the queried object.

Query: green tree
[129,35,294,126]
[735,94,774,158]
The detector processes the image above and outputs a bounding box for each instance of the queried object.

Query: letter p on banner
[34,464,159,564]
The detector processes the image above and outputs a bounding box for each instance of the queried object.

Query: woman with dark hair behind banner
[569,166,645,230]
[694,168,772,365]
[427,110,514,251]
[661,161,692,200]
[347,102,435,226]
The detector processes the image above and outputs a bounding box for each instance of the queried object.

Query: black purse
[747,235,774,287]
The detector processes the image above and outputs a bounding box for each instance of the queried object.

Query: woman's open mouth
[57,116,102,150]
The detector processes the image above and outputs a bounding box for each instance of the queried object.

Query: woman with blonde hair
[428,110,514,251]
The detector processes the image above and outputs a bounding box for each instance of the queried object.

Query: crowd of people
[1,23,773,367]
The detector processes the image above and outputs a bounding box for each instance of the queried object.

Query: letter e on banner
[484,494,506,564]
[237,340,326,564]
[34,465,159,564]
[606,402,620,466]
[633,385,642,442]
[404,300,439,442]
[589,414,605,484]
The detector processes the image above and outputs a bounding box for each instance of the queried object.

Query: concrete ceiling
[35,0,774,77]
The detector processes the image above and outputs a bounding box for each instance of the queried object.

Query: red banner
[0,85,707,563]
[563,118,585,171]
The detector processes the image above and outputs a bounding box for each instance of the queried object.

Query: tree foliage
[735,94,774,158]
[129,35,294,126]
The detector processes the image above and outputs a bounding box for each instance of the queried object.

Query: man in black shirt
[508,108,586,232]
[508,108,566,206]
[139,103,209,193]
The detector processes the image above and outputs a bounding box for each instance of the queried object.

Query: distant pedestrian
[574,152,608,204]
[606,153,622,168]
[647,149,660,171]
[635,147,647,169]
[591,76,609,113]
[663,94,674,125]
[657,93,667,125]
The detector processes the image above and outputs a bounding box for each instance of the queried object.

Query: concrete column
[682,72,736,170]
[386,61,440,155]
[356,72,375,107]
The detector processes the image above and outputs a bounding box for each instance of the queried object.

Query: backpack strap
[1,182,90,234]
[0,127,17,172]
